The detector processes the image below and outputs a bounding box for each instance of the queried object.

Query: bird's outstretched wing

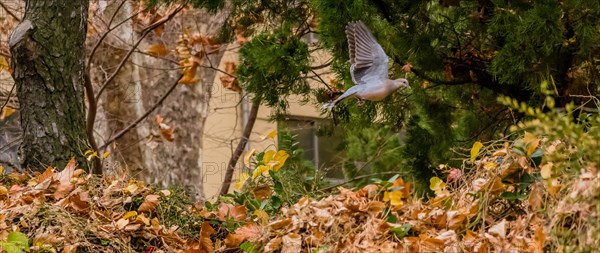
[346,21,389,86]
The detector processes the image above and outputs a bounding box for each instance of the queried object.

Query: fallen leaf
[487,219,506,239]
[116,218,129,230]
[218,203,247,221]
[523,132,540,156]
[54,157,77,183]
[540,162,553,179]
[282,233,301,253]
[123,211,138,220]
[138,194,160,212]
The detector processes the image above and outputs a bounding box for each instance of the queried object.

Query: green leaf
[390,224,411,239]
[499,191,527,200]
[273,181,283,195]
[5,232,29,252]
[387,174,400,183]
[0,242,23,253]
[240,241,258,253]
[386,214,398,223]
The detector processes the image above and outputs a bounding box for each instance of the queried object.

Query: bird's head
[392,78,410,89]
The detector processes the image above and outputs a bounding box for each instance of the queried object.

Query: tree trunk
[9,0,90,171]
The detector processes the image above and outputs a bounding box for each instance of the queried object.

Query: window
[280,118,344,179]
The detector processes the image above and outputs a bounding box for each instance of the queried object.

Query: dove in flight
[323,21,409,110]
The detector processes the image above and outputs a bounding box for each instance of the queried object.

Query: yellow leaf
[523,132,540,156]
[270,150,289,171]
[252,165,270,179]
[263,150,276,164]
[123,211,138,220]
[84,150,93,156]
[243,148,256,167]
[254,209,269,225]
[102,151,110,158]
[470,141,484,163]
[86,151,98,161]
[389,190,404,208]
[0,165,3,174]
[483,162,497,170]
[0,55,9,73]
[0,106,15,120]
[540,162,553,179]
[429,177,446,192]
[266,130,277,139]
[235,172,250,191]
[146,43,170,57]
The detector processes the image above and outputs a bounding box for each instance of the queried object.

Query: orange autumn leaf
[0,106,15,120]
[146,43,170,57]
[159,124,175,142]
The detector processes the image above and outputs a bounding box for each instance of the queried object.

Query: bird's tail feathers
[321,101,336,110]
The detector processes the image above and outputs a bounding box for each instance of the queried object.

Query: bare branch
[94,4,185,101]
[99,74,184,151]
[219,100,260,196]
[0,83,16,115]
[318,172,408,192]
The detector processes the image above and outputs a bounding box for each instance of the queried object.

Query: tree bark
[9,0,90,171]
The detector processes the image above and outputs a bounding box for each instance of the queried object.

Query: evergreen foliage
[151,0,600,189]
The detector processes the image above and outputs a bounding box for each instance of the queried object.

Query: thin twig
[0,83,16,115]
[99,74,184,151]
[318,172,407,192]
[87,3,147,71]
[94,4,185,101]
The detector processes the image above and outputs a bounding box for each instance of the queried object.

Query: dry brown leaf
[69,191,91,213]
[282,233,301,253]
[264,236,282,252]
[54,158,77,183]
[159,123,175,142]
[252,185,272,201]
[147,43,170,57]
[224,233,245,247]
[269,218,292,230]
[53,181,75,199]
[487,219,506,239]
[116,218,129,230]
[138,194,161,212]
[61,244,77,253]
[218,203,247,221]
[33,233,61,246]
[155,114,164,124]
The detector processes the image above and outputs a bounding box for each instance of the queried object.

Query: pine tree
[150,0,600,187]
